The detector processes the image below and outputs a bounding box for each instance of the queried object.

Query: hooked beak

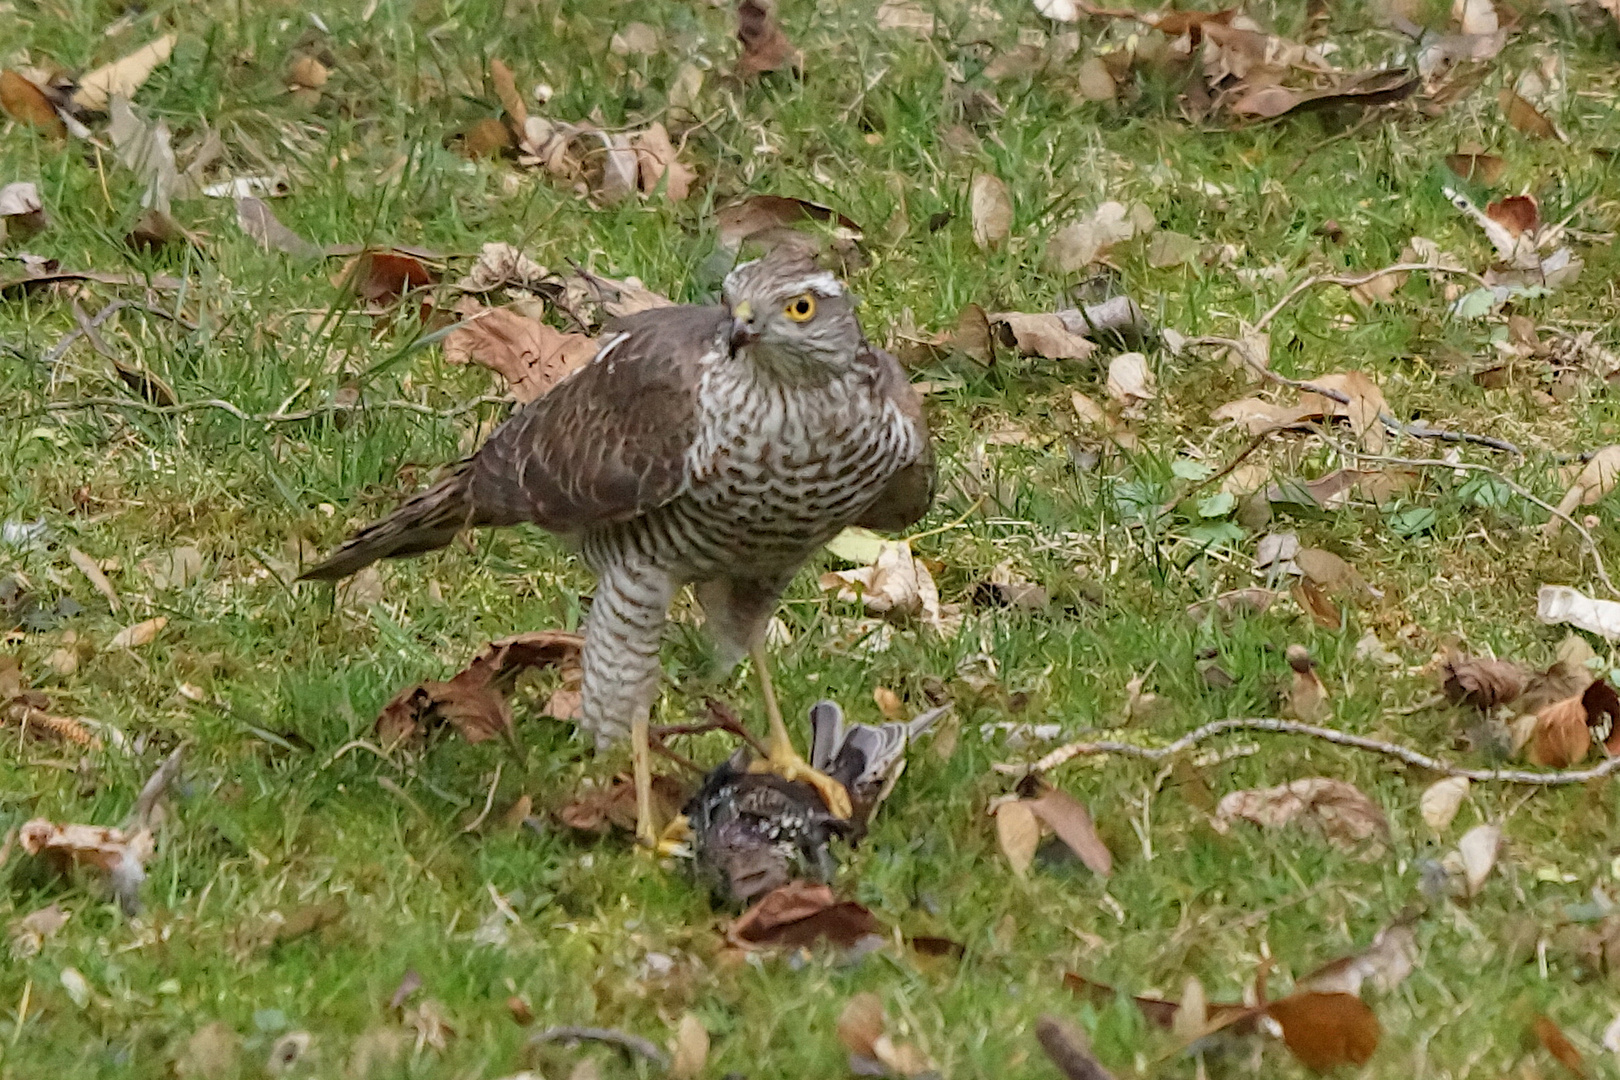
[729,299,757,349]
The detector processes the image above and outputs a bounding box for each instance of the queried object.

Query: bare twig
[10,394,510,425]
[1190,334,1522,454]
[1322,439,1619,598]
[460,763,503,833]
[1006,717,1620,784]
[1159,427,1278,514]
[527,1026,669,1068]
[41,300,198,368]
[1253,262,1492,333]
[125,747,185,831]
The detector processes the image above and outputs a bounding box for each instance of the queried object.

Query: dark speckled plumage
[687,700,944,904]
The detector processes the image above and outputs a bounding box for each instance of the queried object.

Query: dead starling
[686,699,945,904]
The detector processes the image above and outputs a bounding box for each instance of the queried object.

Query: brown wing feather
[465,304,724,535]
[854,343,935,533]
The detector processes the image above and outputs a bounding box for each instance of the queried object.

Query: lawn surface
[4,0,1620,1076]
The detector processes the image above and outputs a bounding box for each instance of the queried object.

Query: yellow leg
[745,642,853,818]
[656,813,692,857]
[631,711,657,849]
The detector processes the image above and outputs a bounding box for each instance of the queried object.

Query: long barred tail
[298,462,481,581]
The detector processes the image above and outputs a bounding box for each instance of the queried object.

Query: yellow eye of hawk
[783,293,816,322]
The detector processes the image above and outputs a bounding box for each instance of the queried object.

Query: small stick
[126,747,185,830]
[10,394,510,425]
[1323,439,1619,598]
[1007,716,1620,785]
[460,764,503,833]
[1158,427,1278,515]
[1252,262,1492,334]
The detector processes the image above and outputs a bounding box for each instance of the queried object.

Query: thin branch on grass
[10,393,510,425]
[1189,334,1522,454]
[1007,717,1620,785]
[40,299,199,369]
[1322,438,1619,598]
[527,1026,669,1068]
[1158,427,1277,514]
[1252,262,1492,333]
[125,747,185,830]
[460,763,503,833]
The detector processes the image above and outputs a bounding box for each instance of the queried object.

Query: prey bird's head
[722,248,861,381]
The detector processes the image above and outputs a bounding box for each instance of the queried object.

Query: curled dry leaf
[74,34,177,111]
[1538,585,1620,642]
[1545,445,1620,537]
[1229,68,1415,120]
[725,880,881,950]
[1047,201,1153,273]
[21,819,155,914]
[376,630,583,745]
[1,70,67,137]
[558,773,686,835]
[1419,776,1470,831]
[837,993,886,1059]
[1299,372,1388,454]
[1215,777,1389,849]
[1445,152,1506,185]
[970,173,1013,250]
[736,0,802,76]
[1441,651,1527,709]
[446,300,596,403]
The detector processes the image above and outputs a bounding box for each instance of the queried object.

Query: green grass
[5,0,1620,1076]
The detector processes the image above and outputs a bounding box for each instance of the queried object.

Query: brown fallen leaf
[1499,88,1558,140]
[458,117,512,159]
[558,773,687,835]
[736,0,802,77]
[68,547,122,613]
[1298,371,1388,454]
[989,311,1097,361]
[9,903,69,959]
[287,54,329,94]
[1445,152,1507,185]
[1035,1015,1115,1080]
[1265,992,1380,1072]
[1,70,67,137]
[1533,1014,1587,1078]
[21,819,155,914]
[1229,68,1415,120]
[375,630,583,745]
[970,173,1013,250]
[74,34,177,110]
[565,266,676,322]
[1441,651,1527,709]
[1284,645,1330,720]
[446,300,596,403]
[1215,777,1389,849]
[715,194,862,252]
[1027,786,1112,877]
[237,197,321,258]
[334,249,437,310]
[1487,193,1540,238]
[111,616,167,649]
[725,880,881,950]
[633,122,695,202]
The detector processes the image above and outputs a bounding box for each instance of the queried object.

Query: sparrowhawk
[301,247,934,845]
